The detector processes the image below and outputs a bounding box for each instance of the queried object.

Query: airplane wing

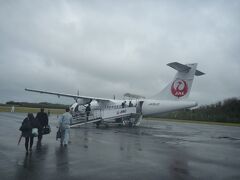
[25,88,112,104]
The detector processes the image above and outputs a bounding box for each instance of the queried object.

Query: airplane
[25,62,204,127]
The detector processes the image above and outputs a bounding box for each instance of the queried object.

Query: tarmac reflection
[1,113,239,180]
[15,144,49,180]
[55,146,69,176]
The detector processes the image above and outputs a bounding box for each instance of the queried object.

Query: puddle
[216,136,240,141]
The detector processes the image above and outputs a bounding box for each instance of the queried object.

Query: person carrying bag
[58,107,73,147]
[19,113,36,154]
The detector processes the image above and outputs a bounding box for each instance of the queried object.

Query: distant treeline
[3,98,240,123]
[154,97,240,123]
[5,101,68,109]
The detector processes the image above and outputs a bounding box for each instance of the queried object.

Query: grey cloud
[0,0,240,105]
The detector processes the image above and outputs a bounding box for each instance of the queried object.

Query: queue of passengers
[19,102,134,154]
[19,107,73,154]
[121,101,134,108]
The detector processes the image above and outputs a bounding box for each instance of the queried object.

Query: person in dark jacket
[85,104,91,121]
[121,101,126,108]
[20,113,35,153]
[129,101,133,107]
[36,108,49,144]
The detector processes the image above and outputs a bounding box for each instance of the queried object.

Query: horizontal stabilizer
[167,62,205,76]
[195,70,205,76]
[167,62,191,72]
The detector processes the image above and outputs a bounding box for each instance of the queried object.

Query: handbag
[42,125,51,135]
[32,128,38,137]
[56,129,61,140]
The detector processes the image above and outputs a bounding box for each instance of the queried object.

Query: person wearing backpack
[19,113,35,154]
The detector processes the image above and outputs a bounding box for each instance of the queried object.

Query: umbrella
[18,134,22,145]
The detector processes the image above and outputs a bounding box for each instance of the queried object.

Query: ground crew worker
[58,107,73,147]
[36,108,48,144]
[11,105,15,112]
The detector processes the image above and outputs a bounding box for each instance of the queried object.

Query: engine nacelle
[70,102,86,113]
[77,98,92,105]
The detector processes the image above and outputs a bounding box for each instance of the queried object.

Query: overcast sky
[0,0,239,106]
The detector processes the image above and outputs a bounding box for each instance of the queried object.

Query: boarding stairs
[70,106,139,128]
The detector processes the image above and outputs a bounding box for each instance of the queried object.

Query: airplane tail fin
[152,62,204,100]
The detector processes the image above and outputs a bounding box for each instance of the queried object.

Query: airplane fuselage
[72,99,197,117]
[141,99,197,116]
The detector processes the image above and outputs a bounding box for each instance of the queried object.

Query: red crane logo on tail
[171,80,188,98]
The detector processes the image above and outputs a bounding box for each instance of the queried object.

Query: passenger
[36,108,49,144]
[20,113,35,153]
[58,107,73,147]
[129,101,133,107]
[85,104,91,121]
[121,101,126,108]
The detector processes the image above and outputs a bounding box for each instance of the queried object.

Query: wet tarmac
[0,112,240,180]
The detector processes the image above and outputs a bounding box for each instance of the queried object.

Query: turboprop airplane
[25,62,204,127]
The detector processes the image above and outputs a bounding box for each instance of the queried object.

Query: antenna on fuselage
[74,90,80,102]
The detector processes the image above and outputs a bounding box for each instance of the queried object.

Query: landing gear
[96,122,100,128]
[128,122,133,127]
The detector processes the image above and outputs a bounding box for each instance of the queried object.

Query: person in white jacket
[58,107,73,147]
